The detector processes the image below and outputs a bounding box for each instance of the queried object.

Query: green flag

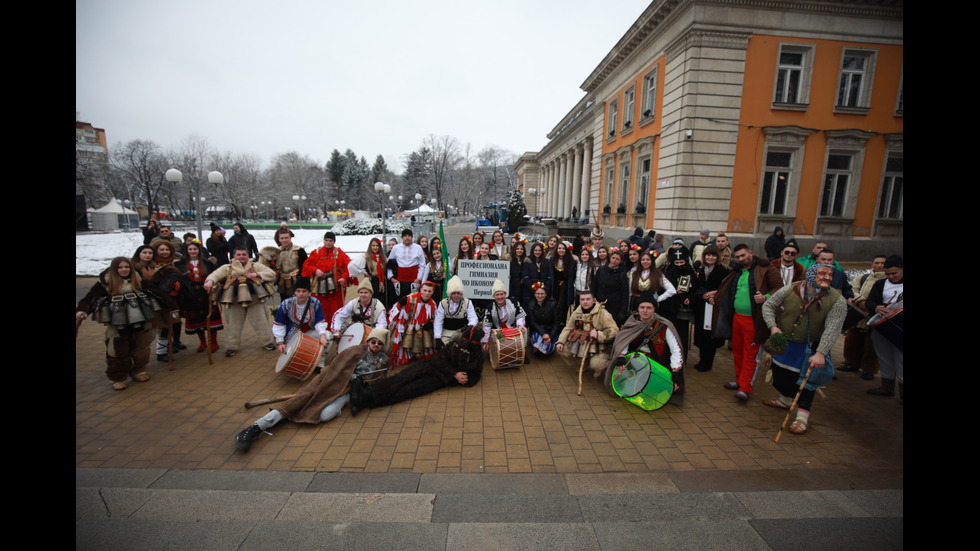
[440,219,450,276]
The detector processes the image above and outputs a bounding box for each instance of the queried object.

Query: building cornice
[580,0,903,93]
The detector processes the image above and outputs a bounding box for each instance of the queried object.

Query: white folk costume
[387,290,437,366]
[434,276,478,343]
[387,241,428,303]
[205,258,276,353]
[331,279,388,333]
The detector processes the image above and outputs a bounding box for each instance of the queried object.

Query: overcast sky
[76,0,649,172]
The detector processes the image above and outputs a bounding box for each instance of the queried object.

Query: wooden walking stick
[205,298,215,365]
[245,394,296,409]
[576,300,606,396]
[774,363,814,443]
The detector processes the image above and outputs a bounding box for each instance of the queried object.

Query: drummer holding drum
[272,277,330,370]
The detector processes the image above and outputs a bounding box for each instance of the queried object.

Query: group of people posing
[78,220,902,442]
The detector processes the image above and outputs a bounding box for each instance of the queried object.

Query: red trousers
[731,313,760,393]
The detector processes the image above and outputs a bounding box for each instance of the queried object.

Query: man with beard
[776,239,805,288]
[349,325,484,416]
[604,291,685,406]
[707,244,781,402]
[662,246,696,357]
[761,264,847,435]
[235,328,390,452]
[714,232,735,269]
[557,291,619,381]
[204,247,277,357]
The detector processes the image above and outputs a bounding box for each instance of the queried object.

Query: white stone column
[555,155,566,220]
[564,152,574,219]
[580,140,592,219]
[571,145,582,220]
[548,161,557,217]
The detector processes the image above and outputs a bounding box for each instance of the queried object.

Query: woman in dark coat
[549,242,575,320]
[690,245,730,372]
[521,242,552,309]
[509,241,528,305]
[592,249,630,326]
[526,284,560,356]
[206,224,230,267]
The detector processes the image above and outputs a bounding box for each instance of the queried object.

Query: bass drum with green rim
[610,352,673,410]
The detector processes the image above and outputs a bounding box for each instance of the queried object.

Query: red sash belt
[396,265,419,282]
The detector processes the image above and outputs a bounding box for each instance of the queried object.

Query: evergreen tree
[505,185,527,233]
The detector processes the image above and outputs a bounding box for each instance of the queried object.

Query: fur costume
[350,326,484,412]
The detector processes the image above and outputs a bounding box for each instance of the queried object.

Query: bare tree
[109,139,168,219]
[422,134,463,216]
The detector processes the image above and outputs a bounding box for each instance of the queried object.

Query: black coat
[354,337,483,409]
[592,263,630,325]
[522,259,553,305]
[692,263,729,348]
[526,298,561,340]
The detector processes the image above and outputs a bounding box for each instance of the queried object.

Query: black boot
[349,378,363,417]
[867,378,895,396]
[235,424,263,452]
[898,382,903,402]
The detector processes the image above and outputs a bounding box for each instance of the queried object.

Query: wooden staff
[166,309,176,370]
[577,300,606,396]
[205,298,214,365]
[775,363,814,443]
[245,394,296,409]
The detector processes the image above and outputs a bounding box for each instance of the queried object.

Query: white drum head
[337,322,367,354]
[275,332,302,373]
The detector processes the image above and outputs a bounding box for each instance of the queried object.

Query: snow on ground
[76,230,378,277]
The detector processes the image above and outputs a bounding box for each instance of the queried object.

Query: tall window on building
[622,86,635,132]
[878,154,903,219]
[821,153,853,217]
[637,157,651,211]
[836,49,877,110]
[607,99,618,139]
[604,163,615,210]
[641,68,657,121]
[760,151,792,215]
[618,160,631,210]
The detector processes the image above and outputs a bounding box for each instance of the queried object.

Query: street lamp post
[374,182,391,242]
[166,168,222,240]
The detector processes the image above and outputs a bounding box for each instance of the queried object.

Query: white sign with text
[457,260,510,300]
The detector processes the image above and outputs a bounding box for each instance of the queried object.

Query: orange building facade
[517,0,902,248]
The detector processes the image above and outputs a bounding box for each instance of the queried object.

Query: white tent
[402,204,436,215]
[90,198,140,231]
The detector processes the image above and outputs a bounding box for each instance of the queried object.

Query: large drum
[488,327,525,370]
[610,352,673,410]
[867,300,903,351]
[337,322,370,354]
[275,331,324,381]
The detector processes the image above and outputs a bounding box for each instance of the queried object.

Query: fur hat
[367,327,388,344]
[447,275,464,296]
[636,291,657,307]
[591,224,605,239]
[492,279,507,295]
[260,246,280,263]
[294,277,312,291]
[149,237,176,256]
[356,278,374,294]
